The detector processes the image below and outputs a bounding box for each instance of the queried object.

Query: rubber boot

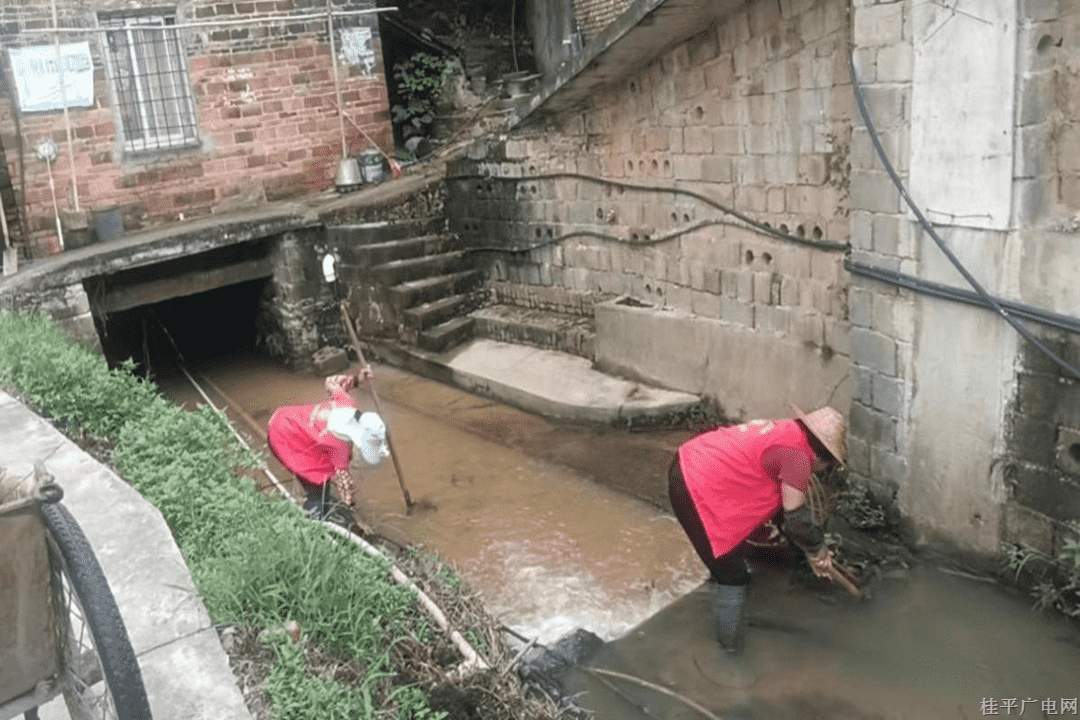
[710,583,748,655]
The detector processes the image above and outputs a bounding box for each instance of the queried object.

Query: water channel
[156,349,707,646]
[154,350,1080,720]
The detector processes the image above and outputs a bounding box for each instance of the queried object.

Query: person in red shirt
[669,405,847,655]
[267,369,388,525]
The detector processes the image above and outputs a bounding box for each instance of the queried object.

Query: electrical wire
[847,44,1080,381]
[845,258,1080,336]
[446,171,850,252]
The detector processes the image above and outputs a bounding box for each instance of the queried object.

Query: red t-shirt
[677,418,815,557]
[267,389,356,486]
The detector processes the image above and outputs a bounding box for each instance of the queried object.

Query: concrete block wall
[0,0,391,257]
[1043,1,1080,218]
[996,1,1080,562]
[1004,334,1080,560]
[846,0,917,514]
[451,0,852,407]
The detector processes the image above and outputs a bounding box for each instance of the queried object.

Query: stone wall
[0,0,391,256]
[450,0,853,419]
[571,0,632,41]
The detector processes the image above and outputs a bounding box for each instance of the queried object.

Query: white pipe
[179,365,294,500]
[321,521,491,677]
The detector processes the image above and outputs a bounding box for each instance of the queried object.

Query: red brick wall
[0,0,392,256]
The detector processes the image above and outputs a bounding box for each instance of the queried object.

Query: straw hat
[327,408,391,466]
[791,404,848,467]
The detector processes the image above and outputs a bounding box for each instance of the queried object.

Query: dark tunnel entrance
[95,278,269,380]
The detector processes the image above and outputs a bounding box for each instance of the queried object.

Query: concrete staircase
[468,282,606,359]
[328,219,485,352]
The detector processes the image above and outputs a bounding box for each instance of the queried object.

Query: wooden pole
[339,302,414,512]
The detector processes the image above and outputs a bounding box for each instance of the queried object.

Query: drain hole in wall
[671,212,678,223]
[651,159,658,171]
[762,252,772,264]
[779,224,789,234]
[1070,443,1080,464]
[797,225,806,237]
[813,226,823,240]
[1037,34,1058,52]
[745,250,754,263]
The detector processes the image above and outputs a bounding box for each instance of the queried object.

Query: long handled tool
[340,302,415,513]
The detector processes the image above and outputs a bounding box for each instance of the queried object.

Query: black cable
[847,45,1080,381]
[446,172,850,252]
[846,258,1080,336]
[457,217,809,256]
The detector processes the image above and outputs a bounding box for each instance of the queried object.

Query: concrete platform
[0,391,251,720]
[370,337,703,424]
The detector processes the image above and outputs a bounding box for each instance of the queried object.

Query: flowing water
[156,350,1080,720]
[156,350,706,645]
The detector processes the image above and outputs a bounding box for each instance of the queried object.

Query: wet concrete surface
[156,351,1080,720]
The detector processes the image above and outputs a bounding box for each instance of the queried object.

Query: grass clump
[0,311,440,720]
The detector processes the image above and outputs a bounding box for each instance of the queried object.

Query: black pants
[668,455,751,586]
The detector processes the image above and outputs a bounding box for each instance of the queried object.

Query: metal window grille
[101,12,199,153]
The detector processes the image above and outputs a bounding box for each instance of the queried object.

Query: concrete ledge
[0,391,251,720]
[370,338,701,424]
[594,297,852,420]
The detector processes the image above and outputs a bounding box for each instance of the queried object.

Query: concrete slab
[378,338,703,424]
[0,390,251,720]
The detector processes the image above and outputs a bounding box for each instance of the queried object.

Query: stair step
[350,235,445,267]
[372,251,470,286]
[390,269,484,311]
[326,217,445,246]
[418,316,474,353]
[470,304,595,359]
[404,292,479,331]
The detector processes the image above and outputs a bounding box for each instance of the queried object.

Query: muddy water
[155,351,1080,720]
[156,350,706,645]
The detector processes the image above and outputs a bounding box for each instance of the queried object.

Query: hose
[847,42,1080,381]
[445,171,850,252]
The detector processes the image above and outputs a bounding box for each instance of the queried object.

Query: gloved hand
[331,469,355,506]
[781,504,824,554]
[807,546,834,578]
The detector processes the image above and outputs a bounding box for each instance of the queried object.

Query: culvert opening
[95,278,269,379]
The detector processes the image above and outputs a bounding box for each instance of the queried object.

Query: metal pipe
[16,8,397,34]
[326,2,348,160]
[52,0,79,212]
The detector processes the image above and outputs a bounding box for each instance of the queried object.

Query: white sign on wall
[339,27,376,76]
[909,1,1015,231]
[8,43,95,112]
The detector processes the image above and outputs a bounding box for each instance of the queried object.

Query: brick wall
[450,0,851,385]
[0,0,392,256]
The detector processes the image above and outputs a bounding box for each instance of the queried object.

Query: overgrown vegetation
[391,52,453,136]
[1006,539,1080,618]
[0,311,570,720]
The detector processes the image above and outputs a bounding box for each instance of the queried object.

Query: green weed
[0,311,445,720]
